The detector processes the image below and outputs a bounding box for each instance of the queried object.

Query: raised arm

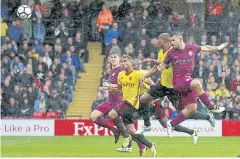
[143,65,158,79]
[200,43,228,53]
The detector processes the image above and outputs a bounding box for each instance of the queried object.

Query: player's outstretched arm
[200,43,228,52]
[142,58,161,65]
[157,63,168,72]
[143,65,158,79]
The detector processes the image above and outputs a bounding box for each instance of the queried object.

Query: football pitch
[1,136,240,157]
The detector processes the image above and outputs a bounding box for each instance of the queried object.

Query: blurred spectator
[46,89,67,113]
[33,19,45,43]
[59,9,74,35]
[124,10,136,27]
[33,39,44,56]
[134,0,144,19]
[10,56,24,72]
[66,58,76,85]
[96,3,113,34]
[208,34,220,46]
[139,27,150,42]
[50,0,63,19]
[21,19,32,41]
[163,100,173,119]
[34,92,48,112]
[54,22,69,41]
[91,88,107,111]
[121,21,139,46]
[221,48,233,66]
[74,31,88,63]
[105,37,122,55]
[200,34,208,45]
[138,9,151,29]
[1,17,8,43]
[4,97,20,118]
[105,22,120,46]
[231,74,240,92]
[32,4,43,21]
[42,52,52,69]
[135,39,150,58]
[19,97,33,118]
[7,20,21,42]
[193,60,208,79]
[1,1,8,20]
[215,83,230,98]
[124,43,135,58]
[147,0,157,19]
[11,84,22,105]
[187,8,200,29]
[217,71,231,90]
[118,0,131,20]
[31,0,46,16]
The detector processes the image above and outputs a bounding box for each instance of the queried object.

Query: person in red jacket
[231,74,240,92]
[96,3,113,33]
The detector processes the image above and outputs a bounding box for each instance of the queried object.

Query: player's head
[170,32,184,50]
[109,52,120,67]
[122,55,134,71]
[158,33,171,47]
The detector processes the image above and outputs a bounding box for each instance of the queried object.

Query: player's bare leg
[108,109,131,149]
[167,103,197,138]
[123,124,157,157]
[190,79,225,113]
[116,124,147,157]
[90,110,120,143]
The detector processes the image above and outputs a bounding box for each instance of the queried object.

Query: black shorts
[114,101,138,124]
[147,82,182,110]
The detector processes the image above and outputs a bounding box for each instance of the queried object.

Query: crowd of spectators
[1,0,240,119]
[1,0,88,119]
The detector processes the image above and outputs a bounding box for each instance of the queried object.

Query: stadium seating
[32,112,47,119]
[46,111,61,119]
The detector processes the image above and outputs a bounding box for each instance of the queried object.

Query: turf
[1,136,240,157]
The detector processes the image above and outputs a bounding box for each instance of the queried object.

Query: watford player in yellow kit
[140,33,199,145]
[108,55,157,157]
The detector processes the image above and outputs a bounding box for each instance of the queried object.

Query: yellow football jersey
[158,49,173,88]
[139,69,150,95]
[118,70,143,109]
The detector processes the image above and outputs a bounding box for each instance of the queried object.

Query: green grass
[1,136,240,157]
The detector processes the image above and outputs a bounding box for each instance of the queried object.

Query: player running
[90,51,122,143]
[115,60,155,155]
[158,32,227,137]
[108,55,157,157]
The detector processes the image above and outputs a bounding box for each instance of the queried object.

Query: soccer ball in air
[17,5,32,19]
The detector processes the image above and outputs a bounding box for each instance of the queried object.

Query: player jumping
[158,32,227,137]
[138,33,199,143]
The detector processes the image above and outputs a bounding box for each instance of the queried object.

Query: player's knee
[89,113,97,122]
[187,105,197,113]
[191,79,202,90]
[108,110,117,119]
[140,94,152,104]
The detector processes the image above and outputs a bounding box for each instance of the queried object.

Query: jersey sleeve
[163,51,172,65]
[192,44,201,53]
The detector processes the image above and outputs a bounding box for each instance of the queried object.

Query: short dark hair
[170,31,185,40]
[122,55,134,64]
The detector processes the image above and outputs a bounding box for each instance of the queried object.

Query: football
[17,5,32,19]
